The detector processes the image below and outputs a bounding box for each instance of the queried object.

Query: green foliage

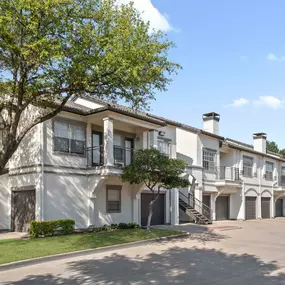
[279,149,285,157]
[267,141,279,153]
[87,223,140,232]
[122,148,190,191]
[30,219,75,238]
[0,0,180,110]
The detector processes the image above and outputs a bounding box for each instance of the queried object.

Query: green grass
[0,228,182,265]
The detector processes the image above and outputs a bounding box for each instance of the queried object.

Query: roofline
[225,142,285,162]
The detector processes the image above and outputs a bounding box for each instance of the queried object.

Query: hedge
[30,219,75,238]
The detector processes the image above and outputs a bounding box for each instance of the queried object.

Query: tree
[122,148,190,231]
[267,141,279,153]
[0,0,180,175]
[279,149,285,157]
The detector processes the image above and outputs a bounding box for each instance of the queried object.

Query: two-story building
[0,96,285,231]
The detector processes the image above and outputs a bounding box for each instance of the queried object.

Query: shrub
[111,223,118,229]
[118,223,129,229]
[30,219,75,238]
[128,222,140,229]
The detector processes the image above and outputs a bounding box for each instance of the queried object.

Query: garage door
[141,193,165,226]
[203,195,211,219]
[245,197,256,220]
[11,190,36,232]
[215,196,229,220]
[261,197,271,219]
[276,199,283,217]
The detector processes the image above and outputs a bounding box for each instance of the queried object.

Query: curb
[0,232,189,272]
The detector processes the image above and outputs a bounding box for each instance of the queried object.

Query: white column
[149,130,158,149]
[171,188,179,225]
[86,122,92,148]
[271,195,275,218]
[165,191,170,223]
[132,193,140,224]
[103,117,114,166]
[211,193,217,221]
[143,132,148,149]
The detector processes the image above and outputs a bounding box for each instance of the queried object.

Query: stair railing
[179,191,213,222]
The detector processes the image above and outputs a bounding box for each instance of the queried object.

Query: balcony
[216,166,240,181]
[86,145,134,168]
[274,175,285,193]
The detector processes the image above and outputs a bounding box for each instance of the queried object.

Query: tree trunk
[146,189,161,232]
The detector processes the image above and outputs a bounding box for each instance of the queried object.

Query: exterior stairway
[179,191,212,225]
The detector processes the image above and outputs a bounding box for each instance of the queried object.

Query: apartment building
[0,96,284,231]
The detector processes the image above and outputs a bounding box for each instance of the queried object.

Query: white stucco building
[0,96,285,231]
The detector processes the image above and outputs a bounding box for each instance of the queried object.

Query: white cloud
[267,53,278,61]
[267,53,285,61]
[227,98,249,107]
[253,96,284,109]
[118,0,172,32]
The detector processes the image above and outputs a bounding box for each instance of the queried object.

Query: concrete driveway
[1,219,285,284]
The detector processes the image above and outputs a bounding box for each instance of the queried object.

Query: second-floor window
[265,161,274,181]
[158,139,171,157]
[54,120,85,155]
[203,149,216,172]
[243,156,253,177]
[281,167,285,185]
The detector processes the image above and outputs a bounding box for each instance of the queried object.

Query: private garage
[261,197,271,219]
[215,196,229,220]
[245,197,256,220]
[275,199,283,217]
[141,193,165,226]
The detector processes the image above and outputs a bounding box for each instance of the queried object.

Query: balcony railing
[215,166,240,181]
[278,175,285,186]
[86,146,104,167]
[114,145,134,167]
[86,145,134,167]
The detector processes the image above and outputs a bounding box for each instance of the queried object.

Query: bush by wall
[30,219,75,238]
[86,222,140,233]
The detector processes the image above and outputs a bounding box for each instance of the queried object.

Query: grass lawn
[0,228,182,265]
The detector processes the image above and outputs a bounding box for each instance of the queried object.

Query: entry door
[216,196,229,220]
[261,197,271,219]
[125,139,133,166]
[276,199,283,217]
[92,132,102,165]
[245,197,256,220]
[12,190,36,232]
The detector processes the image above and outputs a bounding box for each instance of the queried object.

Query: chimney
[203,112,220,135]
[253,132,267,153]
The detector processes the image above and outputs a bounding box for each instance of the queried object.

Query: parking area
[1,218,285,284]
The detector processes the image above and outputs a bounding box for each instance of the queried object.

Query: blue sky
[126,0,285,148]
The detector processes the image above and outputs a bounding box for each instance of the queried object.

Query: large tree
[0,0,180,175]
[267,141,279,153]
[122,148,190,231]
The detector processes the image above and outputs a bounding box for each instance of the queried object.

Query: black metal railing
[113,145,134,167]
[86,146,104,167]
[179,191,212,221]
[215,166,240,181]
[278,175,285,186]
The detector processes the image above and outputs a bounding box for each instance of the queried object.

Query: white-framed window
[106,185,121,213]
[243,156,253,177]
[53,119,85,155]
[265,161,274,181]
[158,139,171,157]
[203,149,216,172]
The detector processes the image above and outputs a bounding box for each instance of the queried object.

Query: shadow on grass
[3,246,285,284]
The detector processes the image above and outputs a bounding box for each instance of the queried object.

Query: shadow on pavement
[3,245,285,284]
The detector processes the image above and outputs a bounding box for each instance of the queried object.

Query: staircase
[179,191,212,225]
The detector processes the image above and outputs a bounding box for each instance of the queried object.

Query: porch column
[171,188,179,225]
[149,130,158,149]
[103,117,114,166]
[132,193,140,224]
[165,190,171,223]
[211,193,217,221]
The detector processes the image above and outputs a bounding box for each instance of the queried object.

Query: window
[106,185,121,213]
[243,156,253,177]
[54,119,85,155]
[158,139,171,157]
[265,162,274,181]
[203,149,216,172]
[281,167,285,185]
